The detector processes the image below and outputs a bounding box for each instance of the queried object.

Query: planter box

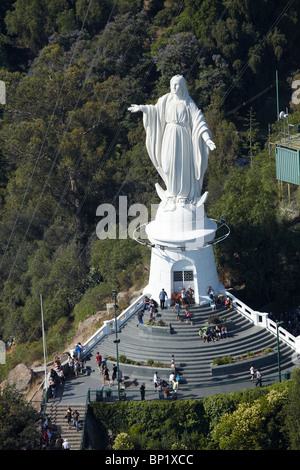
[211,351,277,376]
[138,323,171,337]
[106,360,170,381]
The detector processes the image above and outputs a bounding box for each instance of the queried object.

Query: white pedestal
[143,199,226,305]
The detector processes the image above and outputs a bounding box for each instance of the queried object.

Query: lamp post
[276,320,281,383]
[112,290,120,400]
[40,295,48,400]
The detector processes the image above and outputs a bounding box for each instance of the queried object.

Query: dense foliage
[91,369,300,450]
[0,0,299,376]
[0,384,40,449]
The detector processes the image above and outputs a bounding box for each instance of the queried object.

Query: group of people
[95,351,118,387]
[141,296,159,323]
[48,357,65,399]
[172,287,195,308]
[207,286,233,311]
[41,412,77,450]
[48,343,85,399]
[250,364,263,387]
[152,355,181,400]
[41,417,53,449]
[198,324,228,342]
[65,406,80,431]
[172,302,193,325]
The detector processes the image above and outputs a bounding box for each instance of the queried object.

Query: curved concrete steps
[88,304,294,388]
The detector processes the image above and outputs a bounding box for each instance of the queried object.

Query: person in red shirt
[96,352,102,373]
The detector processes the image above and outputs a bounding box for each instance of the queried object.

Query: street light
[276,320,282,383]
[112,290,120,400]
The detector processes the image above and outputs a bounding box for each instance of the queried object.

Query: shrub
[247,351,255,358]
[112,432,134,450]
[263,348,273,354]
[213,356,232,366]
[208,314,221,324]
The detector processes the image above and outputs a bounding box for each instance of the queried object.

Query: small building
[275,133,300,186]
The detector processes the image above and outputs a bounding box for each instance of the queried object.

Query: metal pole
[276,70,279,116]
[276,320,281,383]
[40,295,48,399]
[112,290,120,400]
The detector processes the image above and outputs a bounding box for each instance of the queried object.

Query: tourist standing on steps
[181,288,187,307]
[140,383,146,400]
[171,354,176,369]
[172,301,181,321]
[103,365,111,387]
[96,352,102,372]
[55,436,63,450]
[62,438,70,450]
[72,410,79,431]
[154,371,159,391]
[159,288,168,310]
[137,309,144,326]
[185,307,192,325]
[65,407,72,428]
[49,374,56,398]
[169,371,175,384]
[74,358,80,377]
[250,364,254,381]
[112,363,117,384]
[255,369,262,387]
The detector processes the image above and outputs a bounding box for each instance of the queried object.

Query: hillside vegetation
[0,0,299,379]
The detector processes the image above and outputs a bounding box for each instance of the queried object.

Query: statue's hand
[206,139,216,151]
[128,104,142,113]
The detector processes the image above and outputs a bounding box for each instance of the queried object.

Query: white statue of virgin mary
[128,75,216,206]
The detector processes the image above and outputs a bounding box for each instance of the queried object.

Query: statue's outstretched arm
[128,104,147,113]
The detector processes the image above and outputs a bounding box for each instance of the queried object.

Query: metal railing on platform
[78,372,292,448]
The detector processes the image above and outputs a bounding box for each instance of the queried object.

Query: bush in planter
[157,320,167,327]
[263,348,273,354]
[119,355,127,363]
[145,319,168,326]
[208,314,226,325]
[213,355,233,366]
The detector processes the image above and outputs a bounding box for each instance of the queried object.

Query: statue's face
[170,78,182,96]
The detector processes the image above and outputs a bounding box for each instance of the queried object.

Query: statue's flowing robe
[142,93,211,203]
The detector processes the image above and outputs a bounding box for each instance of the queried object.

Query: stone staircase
[45,402,86,450]
[86,303,294,388]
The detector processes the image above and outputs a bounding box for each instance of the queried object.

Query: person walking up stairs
[45,403,86,450]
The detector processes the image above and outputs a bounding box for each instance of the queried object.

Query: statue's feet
[164,197,176,211]
[177,197,187,207]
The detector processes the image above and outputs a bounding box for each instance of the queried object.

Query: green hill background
[0,0,299,380]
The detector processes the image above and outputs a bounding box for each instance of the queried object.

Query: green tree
[211,388,288,450]
[283,368,300,449]
[113,432,135,450]
[0,384,40,450]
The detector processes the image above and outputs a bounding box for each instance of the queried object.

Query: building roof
[275,132,300,151]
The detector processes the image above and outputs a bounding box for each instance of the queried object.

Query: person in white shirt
[63,438,70,450]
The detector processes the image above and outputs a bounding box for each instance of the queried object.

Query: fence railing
[226,291,300,353]
[85,371,291,402]
[82,293,149,357]
[80,290,300,357]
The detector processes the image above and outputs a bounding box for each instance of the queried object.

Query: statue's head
[170,75,188,100]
